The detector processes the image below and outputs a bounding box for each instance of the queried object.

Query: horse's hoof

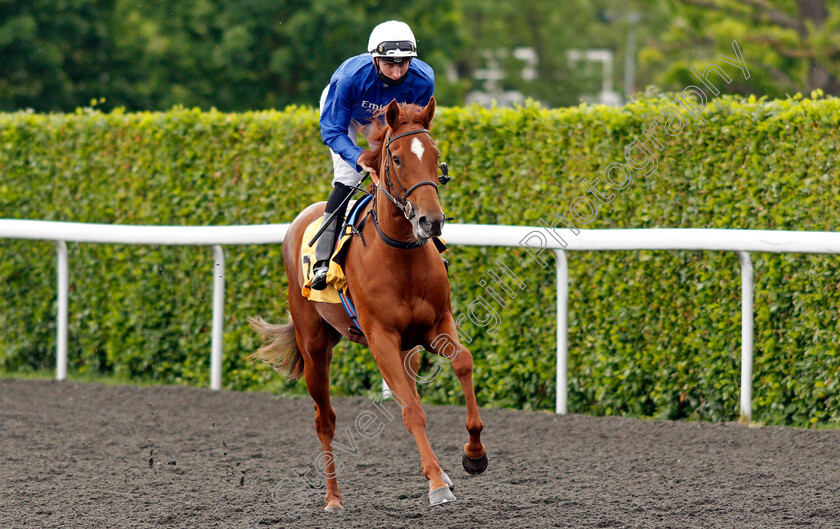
[441,471,455,490]
[429,485,456,506]
[324,504,344,513]
[462,451,488,475]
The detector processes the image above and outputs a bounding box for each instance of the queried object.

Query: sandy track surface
[1,378,838,528]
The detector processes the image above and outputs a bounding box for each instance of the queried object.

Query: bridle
[368,127,452,249]
[377,128,448,220]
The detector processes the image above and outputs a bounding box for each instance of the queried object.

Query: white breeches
[320,86,364,187]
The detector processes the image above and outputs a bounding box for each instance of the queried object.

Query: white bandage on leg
[320,86,365,187]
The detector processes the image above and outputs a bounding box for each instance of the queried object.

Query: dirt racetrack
[1,378,838,529]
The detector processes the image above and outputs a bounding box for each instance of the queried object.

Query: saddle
[300,195,373,303]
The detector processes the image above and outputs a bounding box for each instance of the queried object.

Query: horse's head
[359,97,445,240]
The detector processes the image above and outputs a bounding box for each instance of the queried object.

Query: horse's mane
[359,102,427,184]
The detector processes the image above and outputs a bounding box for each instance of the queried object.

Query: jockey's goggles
[374,40,416,57]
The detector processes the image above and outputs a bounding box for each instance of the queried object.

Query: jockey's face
[375,58,410,81]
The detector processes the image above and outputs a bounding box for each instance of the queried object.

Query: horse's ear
[385,99,401,130]
[419,96,436,129]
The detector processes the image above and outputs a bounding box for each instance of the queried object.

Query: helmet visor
[378,56,412,64]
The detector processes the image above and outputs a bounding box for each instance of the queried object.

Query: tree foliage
[0,0,464,111]
[1,1,839,108]
[641,0,840,98]
[0,0,113,111]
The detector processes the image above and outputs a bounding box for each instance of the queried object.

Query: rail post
[738,251,754,423]
[211,245,225,390]
[56,241,69,381]
[554,250,568,415]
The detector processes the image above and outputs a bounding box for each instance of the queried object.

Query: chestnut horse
[249,97,487,510]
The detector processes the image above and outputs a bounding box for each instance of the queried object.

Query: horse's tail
[247,315,304,380]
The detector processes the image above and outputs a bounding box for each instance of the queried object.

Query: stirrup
[311,261,329,291]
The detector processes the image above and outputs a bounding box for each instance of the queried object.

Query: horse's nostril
[419,216,432,231]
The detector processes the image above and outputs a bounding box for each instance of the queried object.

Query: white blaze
[411,137,424,162]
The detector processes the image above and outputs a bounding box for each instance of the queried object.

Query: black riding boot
[311,182,354,291]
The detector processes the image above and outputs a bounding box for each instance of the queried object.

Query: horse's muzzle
[417,213,444,239]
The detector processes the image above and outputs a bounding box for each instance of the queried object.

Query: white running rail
[2,219,839,421]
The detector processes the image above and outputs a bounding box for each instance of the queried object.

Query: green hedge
[1,95,838,427]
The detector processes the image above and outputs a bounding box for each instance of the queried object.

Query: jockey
[312,20,435,290]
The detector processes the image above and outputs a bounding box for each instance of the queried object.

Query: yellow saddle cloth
[300,217,352,303]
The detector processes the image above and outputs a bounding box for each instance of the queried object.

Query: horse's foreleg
[369,334,454,505]
[400,346,456,491]
[429,321,487,475]
[399,346,422,401]
[450,346,488,474]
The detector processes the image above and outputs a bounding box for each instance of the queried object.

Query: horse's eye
[393,156,401,166]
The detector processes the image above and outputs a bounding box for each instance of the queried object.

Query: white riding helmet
[368,21,417,63]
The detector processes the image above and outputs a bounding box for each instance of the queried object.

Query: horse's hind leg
[292,295,344,511]
[302,340,344,511]
[428,319,487,475]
